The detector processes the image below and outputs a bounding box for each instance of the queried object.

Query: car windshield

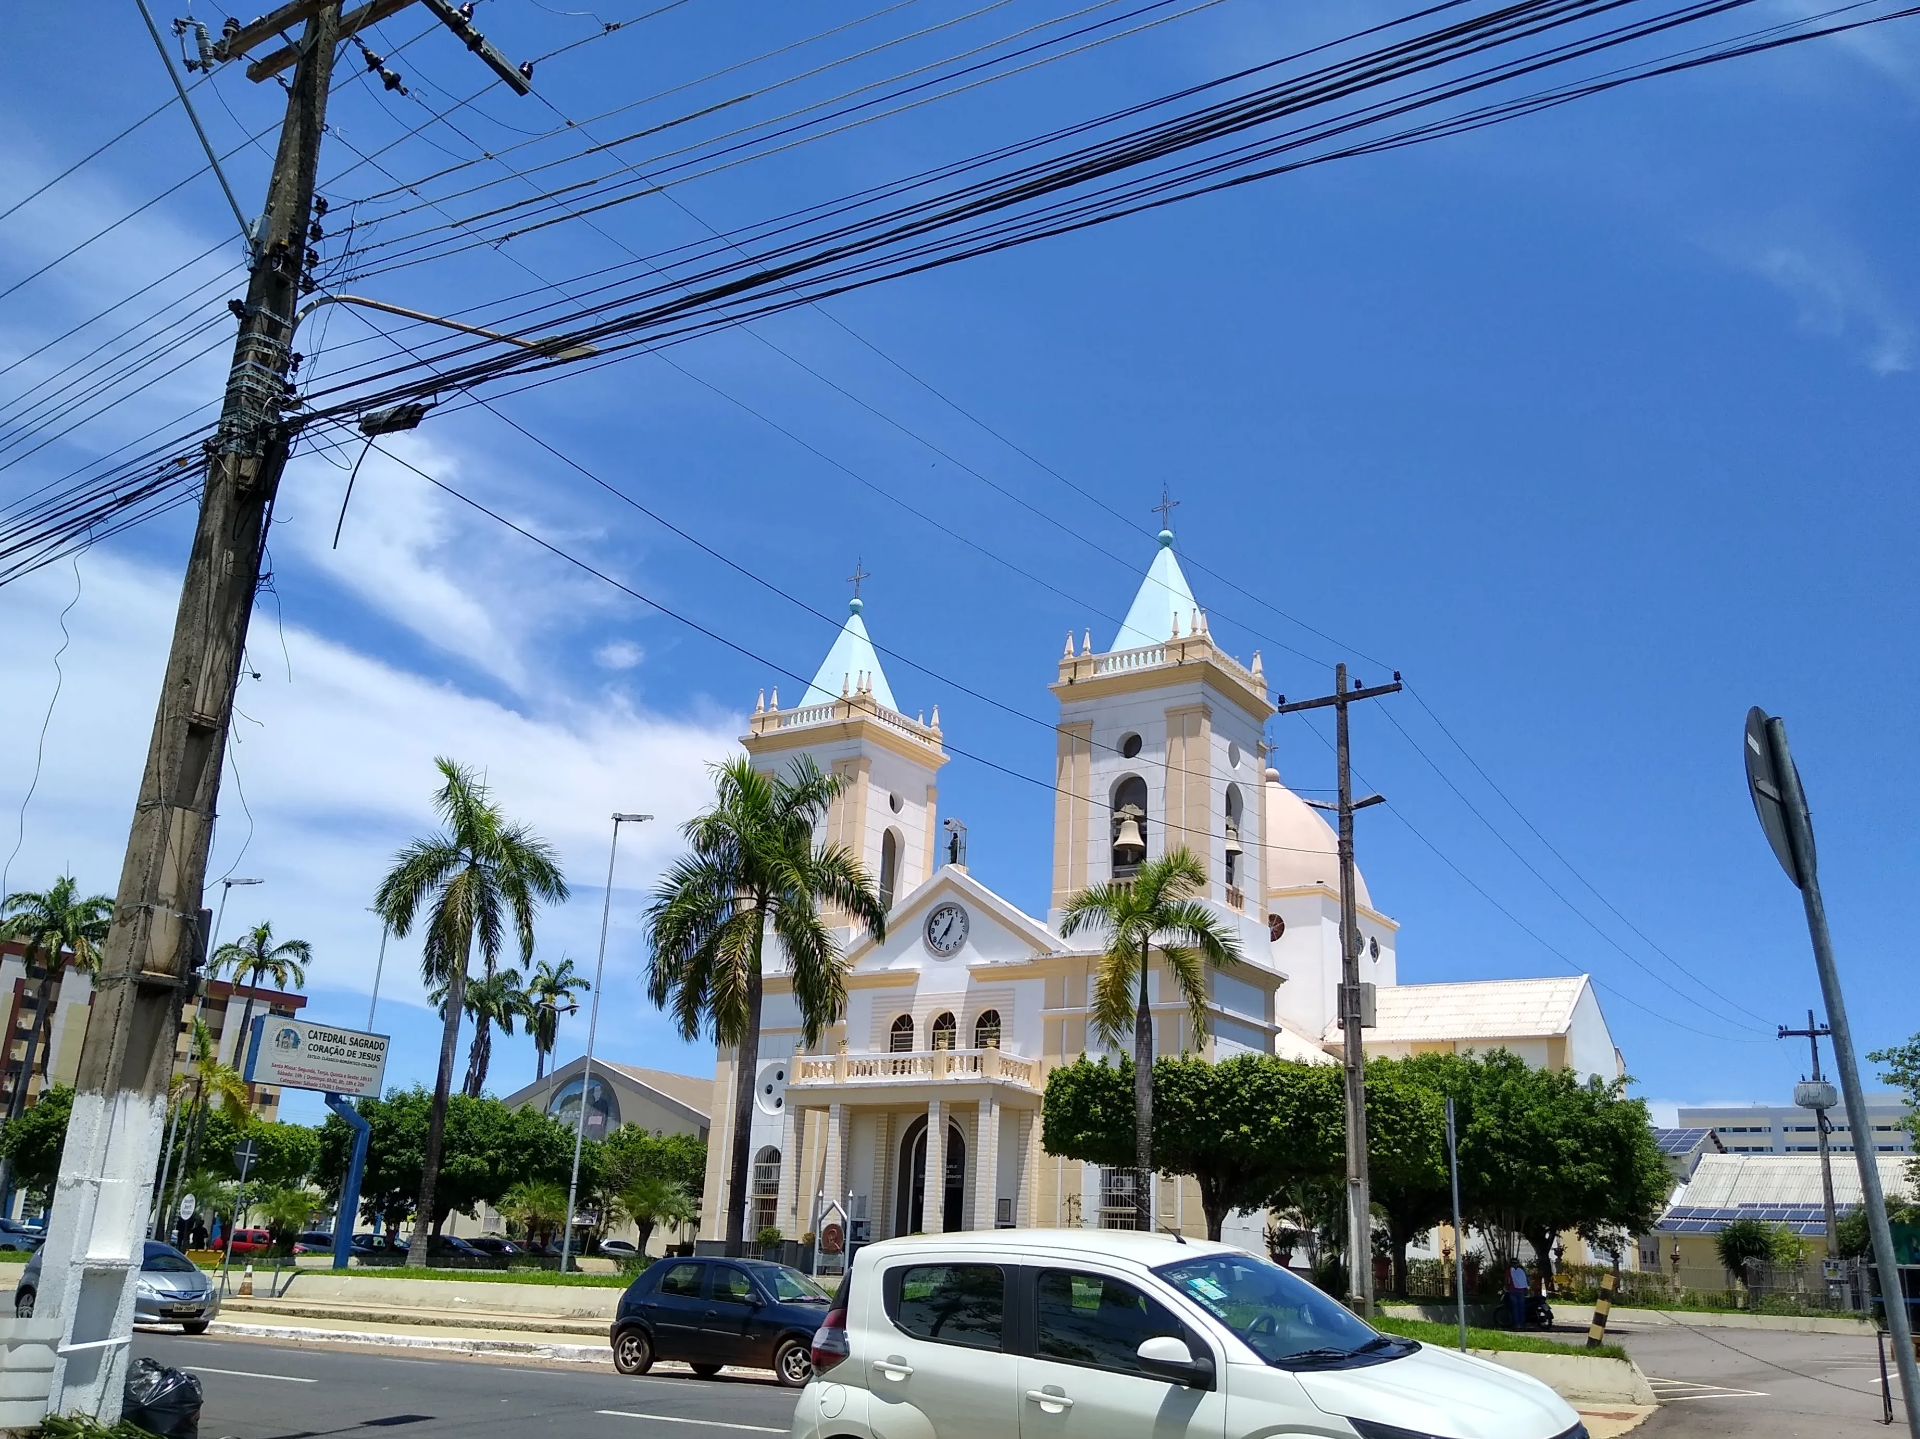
[1156,1253,1403,1368]
[761,1266,830,1302]
[143,1246,199,1274]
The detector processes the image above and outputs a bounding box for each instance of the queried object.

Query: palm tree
[499,1178,568,1247]
[165,1017,251,1229]
[0,875,111,1201]
[526,956,589,1082]
[428,965,529,1097]
[646,755,886,1255]
[211,920,311,1094]
[1060,846,1244,1229]
[376,758,567,1266]
[620,1174,695,1256]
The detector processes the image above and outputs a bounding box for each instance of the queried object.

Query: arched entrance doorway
[895,1115,966,1235]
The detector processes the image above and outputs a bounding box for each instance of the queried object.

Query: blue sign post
[324,1094,371,1272]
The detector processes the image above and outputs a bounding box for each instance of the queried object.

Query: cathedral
[696,526,1622,1255]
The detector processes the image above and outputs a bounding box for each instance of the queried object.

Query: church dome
[1263,768,1371,910]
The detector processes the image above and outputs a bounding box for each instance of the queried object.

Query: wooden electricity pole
[40,3,528,1419]
[1276,663,1400,1317]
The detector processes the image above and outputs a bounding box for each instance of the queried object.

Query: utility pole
[1277,663,1401,1316]
[39,3,531,1420]
[1745,708,1920,1437]
[1779,1010,1840,1263]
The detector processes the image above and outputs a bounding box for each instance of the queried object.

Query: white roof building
[1660,1151,1912,1237]
[1329,975,1625,1084]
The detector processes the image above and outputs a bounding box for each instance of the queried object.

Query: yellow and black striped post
[1586,1270,1618,1347]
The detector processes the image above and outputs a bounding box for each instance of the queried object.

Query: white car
[796,1230,1584,1439]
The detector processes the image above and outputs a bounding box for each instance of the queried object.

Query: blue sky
[1,1,1915,1128]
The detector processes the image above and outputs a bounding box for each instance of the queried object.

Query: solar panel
[1656,1127,1713,1155]
[1656,1200,1847,1235]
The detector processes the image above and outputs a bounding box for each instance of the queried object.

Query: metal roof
[1344,976,1589,1045]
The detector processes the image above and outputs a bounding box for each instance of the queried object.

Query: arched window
[750,1145,781,1235]
[973,1010,1002,1050]
[879,829,900,912]
[889,1014,915,1053]
[1110,774,1149,878]
[1224,783,1245,889]
[930,1012,957,1051]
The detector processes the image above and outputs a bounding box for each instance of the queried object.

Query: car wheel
[14,1291,32,1319]
[773,1338,813,1388]
[690,1362,723,1378]
[182,1321,210,1336]
[613,1329,654,1376]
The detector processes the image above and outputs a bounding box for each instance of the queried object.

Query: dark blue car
[610,1256,831,1387]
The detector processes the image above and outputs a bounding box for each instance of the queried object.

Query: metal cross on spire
[1152,487,1180,530]
[847,557,870,599]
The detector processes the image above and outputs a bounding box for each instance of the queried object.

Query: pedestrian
[1505,1256,1531,1328]
[191,1215,207,1250]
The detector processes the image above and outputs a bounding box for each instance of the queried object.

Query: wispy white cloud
[1744,241,1912,375]
[595,639,643,670]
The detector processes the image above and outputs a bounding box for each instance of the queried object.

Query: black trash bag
[123,1355,203,1439]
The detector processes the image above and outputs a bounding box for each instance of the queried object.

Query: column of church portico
[923,1099,945,1235]
[973,1097,1001,1230]
[1018,1112,1040,1227]
[820,1102,849,1229]
[776,1098,802,1237]
[869,1113,891,1238]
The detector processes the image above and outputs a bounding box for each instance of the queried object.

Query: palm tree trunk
[723,905,767,1258]
[463,1016,491,1098]
[1133,941,1154,1232]
[412,941,469,1262]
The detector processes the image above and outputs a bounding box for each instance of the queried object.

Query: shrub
[756,1226,784,1249]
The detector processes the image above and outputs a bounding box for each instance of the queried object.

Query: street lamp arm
[292,293,597,360]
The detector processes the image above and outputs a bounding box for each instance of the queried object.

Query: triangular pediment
[845,866,1059,972]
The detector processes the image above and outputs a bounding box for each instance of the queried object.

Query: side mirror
[1136,1335,1214,1389]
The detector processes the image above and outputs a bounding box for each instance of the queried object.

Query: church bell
[1112,805,1147,865]
[1224,816,1243,860]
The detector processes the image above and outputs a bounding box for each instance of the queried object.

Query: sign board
[1744,707,1809,888]
[178,1195,197,1221]
[246,1015,390,1097]
[233,1139,259,1173]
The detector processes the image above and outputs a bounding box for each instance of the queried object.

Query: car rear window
[658,1262,704,1298]
[886,1264,1004,1351]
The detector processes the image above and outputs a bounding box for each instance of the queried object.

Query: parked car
[609,1255,830,1387]
[218,1228,276,1258]
[599,1240,639,1258]
[351,1233,397,1257]
[793,1231,1585,1439]
[290,1231,336,1255]
[0,1219,40,1252]
[401,1234,486,1262]
[18,1241,220,1334]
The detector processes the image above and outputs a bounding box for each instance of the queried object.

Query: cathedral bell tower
[1048,523,1274,934]
[744,584,947,921]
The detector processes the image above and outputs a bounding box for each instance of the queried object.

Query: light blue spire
[801,596,899,710]
[1109,528,1199,652]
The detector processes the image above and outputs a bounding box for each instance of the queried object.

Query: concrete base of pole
[39,1088,166,1421]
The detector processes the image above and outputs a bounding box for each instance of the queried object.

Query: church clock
[924,902,969,957]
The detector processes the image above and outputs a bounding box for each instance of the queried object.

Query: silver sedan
[17,1240,221,1334]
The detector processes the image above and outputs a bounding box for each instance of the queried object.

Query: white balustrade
[787,1047,1036,1089]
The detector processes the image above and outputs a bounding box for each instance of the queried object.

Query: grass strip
[1373,1315,1627,1361]
[308,1265,633,1287]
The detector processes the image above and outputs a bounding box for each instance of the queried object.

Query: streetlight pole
[560,812,650,1272]
[366,907,390,1032]
[209,878,264,979]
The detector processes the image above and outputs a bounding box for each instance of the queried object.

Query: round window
[1120,732,1142,759]
[1227,741,1242,769]
[889,792,904,814]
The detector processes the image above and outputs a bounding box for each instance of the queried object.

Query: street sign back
[1745,707,1808,889]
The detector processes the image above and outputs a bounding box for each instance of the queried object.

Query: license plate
[163,1306,202,1317]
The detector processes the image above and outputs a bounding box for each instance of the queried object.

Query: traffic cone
[240,1263,254,1297]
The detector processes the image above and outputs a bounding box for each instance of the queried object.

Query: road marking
[597,1412,787,1433]
[185,1365,317,1384]
[1645,1377,1767,1400]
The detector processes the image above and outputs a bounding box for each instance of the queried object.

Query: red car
[221,1228,275,1257]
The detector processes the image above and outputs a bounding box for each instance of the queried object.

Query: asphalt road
[130,1333,803,1439]
[1619,1323,1902,1437]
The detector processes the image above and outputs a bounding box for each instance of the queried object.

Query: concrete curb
[208,1320,614,1364]
[1476,1350,1657,1406]
[1615,1307,1873,1336]
[220,1299,607,1336]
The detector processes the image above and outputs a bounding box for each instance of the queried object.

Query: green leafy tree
[1042,1054,1343,1242]
[1869,1034,1920,1189]
[526,956,589,1082]
[375,759,568,1266]
[1059,847,1245,1228]
[1361,1058,1452,1296]
[210,921,311,1093]
[0,1083,72,1204]
[255,1184,320,1249]
[318,1089,577,1237]
[197,1112,322,1189]
[1716,1217,1785,1285]
[0,876,110,1200]
[646,755,885,1254]
[429,964,530,1098]
[165,1016,250,1224]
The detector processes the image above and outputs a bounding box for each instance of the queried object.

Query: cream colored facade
[698,532,1623,1256]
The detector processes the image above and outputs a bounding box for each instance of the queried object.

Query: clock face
[924,902,969,957]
